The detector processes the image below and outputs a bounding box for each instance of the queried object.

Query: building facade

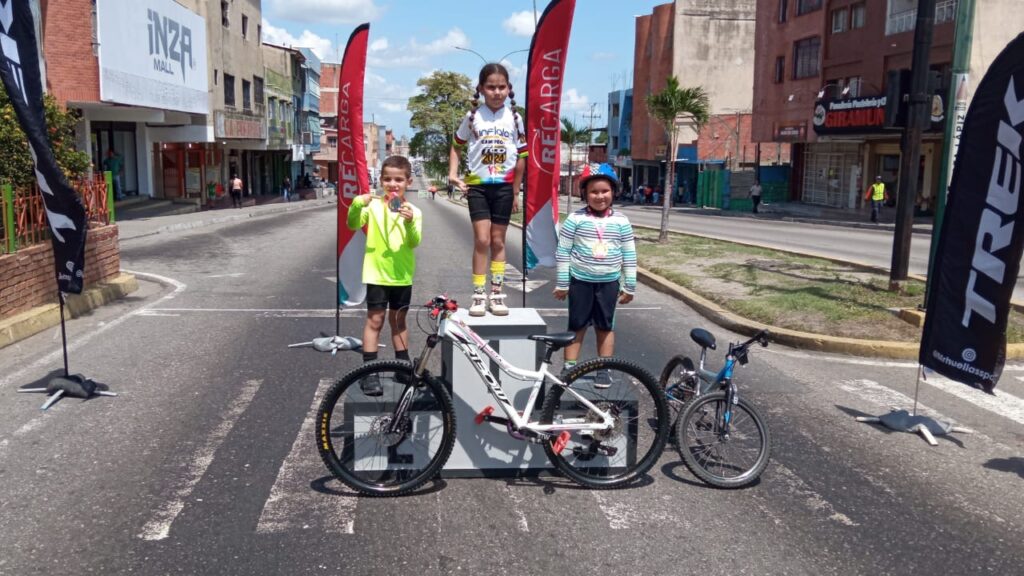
[632,0,758,193]
[314,62,339,183]
[752,0,1022,211]
[297,48,321,183]
[606,89,633,190]
[262,43,304,192]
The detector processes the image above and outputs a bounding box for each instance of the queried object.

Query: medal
[593,221,608,258]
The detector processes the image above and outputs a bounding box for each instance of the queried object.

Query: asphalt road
[1,185,1022,575]
[607,203,1024,302]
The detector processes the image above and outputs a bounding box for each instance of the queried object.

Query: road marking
[138,379,262,541]
[590,491,633,529]
[206,273,245,278]
[838,379,952,423]
[133,307,664,318]
[768,347,1024,372]
[503,484,529,532]
[771,464,859,527]
[256,379,357,535]
[923,373,1024,426]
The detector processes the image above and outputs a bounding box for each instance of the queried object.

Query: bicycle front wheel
[316,361,456,496]
[541,358,669,489]
[677,391,771,488]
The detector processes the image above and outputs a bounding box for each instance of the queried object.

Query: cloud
[561,88,590,112]
[378,102,405,112]
[262,19,334,60]
[369,38,389,52]
[503,11,536,37]
[367,28,469,68]
[266,0,382,25]
[591,51,617,62]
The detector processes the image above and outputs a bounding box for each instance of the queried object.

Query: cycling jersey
[454,106,527,185]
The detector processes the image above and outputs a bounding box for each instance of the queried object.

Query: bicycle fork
[386,334,441,437]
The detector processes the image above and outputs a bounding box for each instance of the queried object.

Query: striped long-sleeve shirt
[556,208,637,293]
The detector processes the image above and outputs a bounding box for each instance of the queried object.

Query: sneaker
[592,369,613,389]
[469,291,487,317]
[488,292,509,316]
[359,373,383,397]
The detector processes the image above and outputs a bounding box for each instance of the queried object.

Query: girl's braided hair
[466,62,523,143]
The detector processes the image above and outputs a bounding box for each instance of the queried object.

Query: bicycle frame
[434,313,615,435]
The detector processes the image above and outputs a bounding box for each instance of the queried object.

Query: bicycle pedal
[552,431,571,453]
[475,406,495,425]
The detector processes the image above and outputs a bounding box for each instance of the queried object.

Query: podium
[440,308,552,477]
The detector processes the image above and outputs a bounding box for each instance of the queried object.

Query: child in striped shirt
[554,170,637,387]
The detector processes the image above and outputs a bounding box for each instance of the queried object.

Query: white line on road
[503,484,530,532]
[132,307,665,317]
[138,378,262,541]
[838,379,950,422]
[206,273,246,278]
[767,347,1024,372]
[590,491,634,530]
[256,379,357,535]
[771,465,860,527]
[0,270,188,391]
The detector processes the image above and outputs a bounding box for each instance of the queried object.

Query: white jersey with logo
[454,106,527,186]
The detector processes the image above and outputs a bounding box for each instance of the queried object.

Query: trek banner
[336,23,370,307]
[524,0,576,269]
[919,32,1024,393]
[0,0,87,294]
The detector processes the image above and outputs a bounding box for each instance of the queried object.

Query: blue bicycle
[660,328,772,488]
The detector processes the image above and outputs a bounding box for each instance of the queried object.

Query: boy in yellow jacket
[347,156,423,395]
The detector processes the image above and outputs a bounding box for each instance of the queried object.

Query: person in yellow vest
[864,176,889,223]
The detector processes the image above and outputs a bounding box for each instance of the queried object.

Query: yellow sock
[490,261,506,291]
[472,274,487,293]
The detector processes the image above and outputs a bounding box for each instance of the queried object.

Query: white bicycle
[316,295,669,496]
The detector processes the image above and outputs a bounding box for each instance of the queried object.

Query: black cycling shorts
[467,183,514,225]
[567,278,620,332]
[366,284,413,312]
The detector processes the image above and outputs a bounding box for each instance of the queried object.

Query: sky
[260,0,666,138]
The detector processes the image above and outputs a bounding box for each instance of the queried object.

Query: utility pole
[890,0,936,291]
[925,0,975,306]
[583,102,602,165]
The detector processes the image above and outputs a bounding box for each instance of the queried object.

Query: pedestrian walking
[347,156,423,397]
[282,176,291,202]
[103,149,125,200]
[865,176,888,223]
[448,62,526,317]
[230,174,243,208]
[750,180,762,214]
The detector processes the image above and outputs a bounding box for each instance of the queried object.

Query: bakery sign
[812,96,887,135]
[215,110,268,140]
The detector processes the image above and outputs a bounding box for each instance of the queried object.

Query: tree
[646,76,710,242]
[594,131,608,145]
[0,85,90,188]
[560,116,589,214]
[407,70,474,181]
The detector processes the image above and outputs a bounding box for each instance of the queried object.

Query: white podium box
[440,308,551,477]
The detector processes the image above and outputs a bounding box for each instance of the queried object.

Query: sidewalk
[613,200,935,235]
[118,195,337,241]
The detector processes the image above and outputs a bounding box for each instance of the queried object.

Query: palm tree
[646,77,710,242]
[561,117,590,214]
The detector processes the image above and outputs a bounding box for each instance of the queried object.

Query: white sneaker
[469,291,487,317]
[488,292,509,316]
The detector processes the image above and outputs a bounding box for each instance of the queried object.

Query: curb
[0,273,139,350]
[119,197,336,241]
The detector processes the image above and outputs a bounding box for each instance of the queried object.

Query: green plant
[0,85,90,187]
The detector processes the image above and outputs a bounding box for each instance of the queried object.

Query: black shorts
[567,278,620,332]
[366,284,413,311]
[467,183,514,225]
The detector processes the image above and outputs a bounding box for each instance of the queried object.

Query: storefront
[808,94,942,212]
[154,142,224,202]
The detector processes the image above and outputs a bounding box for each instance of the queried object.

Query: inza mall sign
[96,0,208,114]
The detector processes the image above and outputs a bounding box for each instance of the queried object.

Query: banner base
[18,374,117,411]
[855,410,973,446]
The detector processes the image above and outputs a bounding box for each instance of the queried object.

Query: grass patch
[634,227,1024,342]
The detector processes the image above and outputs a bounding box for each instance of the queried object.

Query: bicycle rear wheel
[659,355,699,405]
[677,391,771,488]
[316,361,456,496]
[541,358,669,489]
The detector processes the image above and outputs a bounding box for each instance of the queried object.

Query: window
[242,79,251,111]
[214,69,218,86]
[774,56,785,83]
[793,37,821,79]
[797,0,822,16]
[257,25,262,42]
[612,103,620,118]
[268,97,275,121]
[224,74,235,107]
[831,8,848,33]
[778,0,788,23]
[847,76,863,97]
[242,15,249,39]
[221,1,229,27]
[254,76,264,108]
[328,136,338,147]
[851,3,866,29]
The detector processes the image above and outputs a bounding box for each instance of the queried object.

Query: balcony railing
[887,0,957,35]
[1,174,111,254]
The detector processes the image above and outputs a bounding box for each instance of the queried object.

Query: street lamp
[454,46,529,64]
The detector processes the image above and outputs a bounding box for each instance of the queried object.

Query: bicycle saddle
[690,328,717,350]
[529,332,577,351]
